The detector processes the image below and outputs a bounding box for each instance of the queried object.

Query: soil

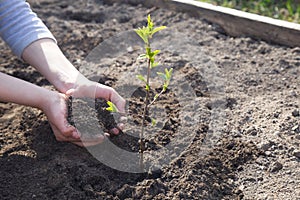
[0,0,299,199]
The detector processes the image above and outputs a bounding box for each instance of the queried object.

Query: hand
[65,79,126,135]
[0,72,105,146]
[21,39,126,140]
[42,91,106,146]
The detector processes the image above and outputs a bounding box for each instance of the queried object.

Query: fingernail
[72,131,80,139]
[111,128,119,135]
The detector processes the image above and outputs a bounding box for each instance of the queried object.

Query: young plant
[106,100,119,113]
[135,15,173,170]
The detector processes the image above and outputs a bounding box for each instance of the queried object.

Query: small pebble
[292,109,300,117]
[273,112,280,118]
[269,161,283,172]
[274,131,281,137]
[127,46,134,53]
[265,151,272,156]
[293,151,300,159]
[292,125,300,133]
[238,184,245,191]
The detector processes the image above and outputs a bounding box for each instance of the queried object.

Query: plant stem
[148,88,165,107]
[139,43,151,171]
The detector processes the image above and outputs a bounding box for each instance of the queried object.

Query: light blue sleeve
[0,0,56,59]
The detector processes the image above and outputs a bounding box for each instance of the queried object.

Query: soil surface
[0,0,299,199]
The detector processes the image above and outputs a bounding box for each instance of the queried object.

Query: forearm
[0,72,53,110]
[22,39,110,99]
[0,0,93,95]
[22,39,84,93]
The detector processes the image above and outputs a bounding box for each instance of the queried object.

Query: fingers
[107,113,127,135]
[111,116,127,134]
[73,134,106,147]
[53,115,80,139]
[72,140,104,147]
[112,122,125,133]
[49,122,78,141]
[65,88,75,97]
[50,122,106,146]
[67,82,126,113]
[113,95,126,114]
[95,83,127,134]
[110,88,126,113]
[60,83,127,146]
[95,83,126,113]
[110,127,120,135]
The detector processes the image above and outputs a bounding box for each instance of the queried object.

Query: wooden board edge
[106,0,300,47]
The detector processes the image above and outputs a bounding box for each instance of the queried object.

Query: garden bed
[0,0,299,199]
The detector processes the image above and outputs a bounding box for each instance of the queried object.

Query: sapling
[104,15,172,170]
[135,15,173,170]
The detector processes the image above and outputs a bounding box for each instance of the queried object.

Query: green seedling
[106,101,119,113]
[135,14,173,170]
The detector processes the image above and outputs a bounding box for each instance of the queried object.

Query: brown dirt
[0,0,299,199]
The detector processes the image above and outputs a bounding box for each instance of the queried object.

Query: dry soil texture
[0,0,299,199]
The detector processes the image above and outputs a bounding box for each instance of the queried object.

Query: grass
[198,0,300,23]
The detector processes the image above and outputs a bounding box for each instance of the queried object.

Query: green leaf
[165,68,173,80]
[106,101,119,113]
[163,83,168,91]
[151,118,157,126]
[136,74,146,83]
[165,68,170,79]
[147,14,153,31]
[152,49,160,57]
[147,49,160,60]
[151,62,159,68]
[135,28,148,44]
[145,84,150,91]
[152,26,167,36]
[150,57,155,65]
[157,72,167,80]
[146,47,151,57]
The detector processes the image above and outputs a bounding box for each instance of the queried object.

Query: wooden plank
[107,0,300,47]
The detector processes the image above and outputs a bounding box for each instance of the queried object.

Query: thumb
[115,97,126,113]
[65,88,75,97]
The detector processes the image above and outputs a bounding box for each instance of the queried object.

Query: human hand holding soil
[40,91,105,147]
[0,66,125,147]
[42,90,125,147]
[0,1,125,146]
[65,80,126,136]
[21,39,126,145]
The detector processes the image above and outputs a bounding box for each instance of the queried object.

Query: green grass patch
[198,0,300,23]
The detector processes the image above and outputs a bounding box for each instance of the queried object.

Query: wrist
[65,78,97,98]
[35,89,58,111]
[51,68,80,93]
[22,39,81,93]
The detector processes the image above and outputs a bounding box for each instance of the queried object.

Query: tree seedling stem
[135,15,172,171]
